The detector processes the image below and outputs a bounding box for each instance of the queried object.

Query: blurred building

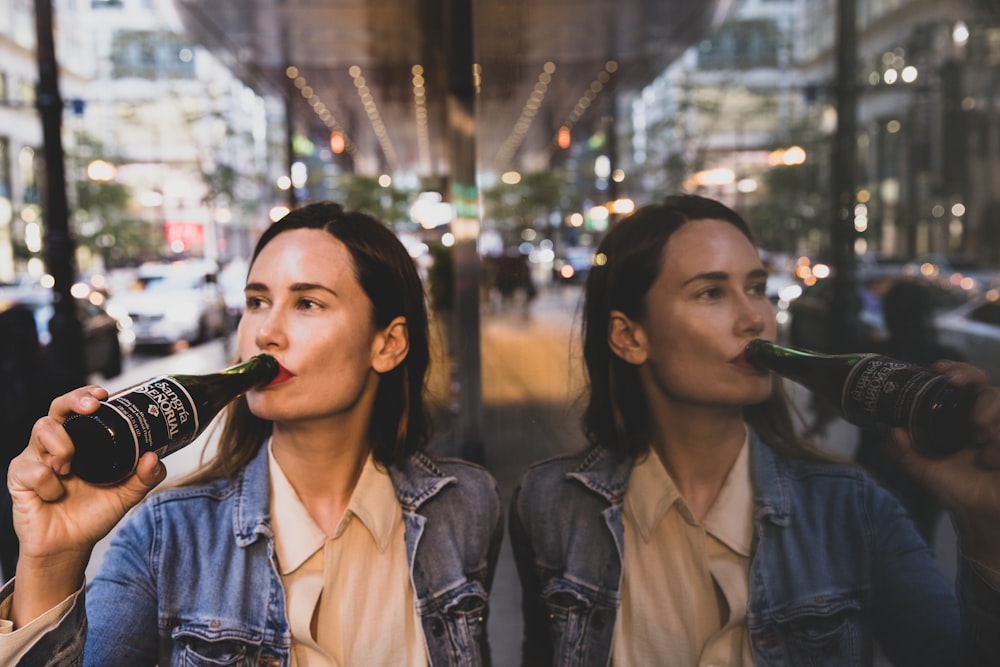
[620,0,1000,265]
[72,0,278,266]
[795,0,1000,264]
[0,0,278,283]
[621,0,802,222]
[0,0,89,282]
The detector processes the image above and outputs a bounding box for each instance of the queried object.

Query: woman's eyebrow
[289,282,337,296]
[243,281,336,296]
[682,270,729,286]
[682,267,769,286]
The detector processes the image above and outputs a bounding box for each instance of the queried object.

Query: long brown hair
[182,202,432,485]
[581,193,828,462]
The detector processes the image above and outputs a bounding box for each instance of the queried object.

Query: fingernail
[80,397,96,408]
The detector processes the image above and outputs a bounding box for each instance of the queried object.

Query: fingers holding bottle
[34,386,108,480]
[8,385,167,560]
[7,387,169,629]
[887,364,1000,569]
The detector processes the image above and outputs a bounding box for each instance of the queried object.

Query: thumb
[120,452,167,499]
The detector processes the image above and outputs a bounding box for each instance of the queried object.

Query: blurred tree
[330,175,414,226]
[481,170,571,244]
[71,135,161,268]
[748,160,825,253]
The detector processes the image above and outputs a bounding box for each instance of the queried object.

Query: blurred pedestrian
[854,279,965,545]
[510,194,1000,666]
[1,202,503,666]
[0,305,75,583]
[0,306,41,582]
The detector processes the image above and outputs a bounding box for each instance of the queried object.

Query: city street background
[81,284,957,667]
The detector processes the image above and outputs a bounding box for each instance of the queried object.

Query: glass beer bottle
[743,339,976,457]
[63,354,279,484]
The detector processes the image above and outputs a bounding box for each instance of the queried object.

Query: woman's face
[630,217,776,408]
[237,228,385,425]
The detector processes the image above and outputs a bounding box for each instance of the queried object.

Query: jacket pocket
[171,624,264,667]
[422,580,490,667]
[759,595,866,667]
[541,578,615,667]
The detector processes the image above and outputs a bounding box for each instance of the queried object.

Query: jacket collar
[567,429,792,526]
[232,444,457,546]
[387,450,457,512]
[233,442,273,547]
[566,445,634,505]
[747,429,791,526]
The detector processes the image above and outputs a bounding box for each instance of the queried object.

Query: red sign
[165,222,204,251]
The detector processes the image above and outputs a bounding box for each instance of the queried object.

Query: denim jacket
[509,429,1000,666]
[7,444,504,667]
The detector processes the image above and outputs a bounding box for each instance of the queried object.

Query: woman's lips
[268,364,295,386]
[731,350,762,372]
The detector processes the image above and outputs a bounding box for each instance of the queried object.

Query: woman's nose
[736,294,767,335]
[253,309,287,350]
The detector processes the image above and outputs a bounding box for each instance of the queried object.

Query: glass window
[111,30,197,79]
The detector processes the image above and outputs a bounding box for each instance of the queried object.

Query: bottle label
[105,377,200,457]
[842,356,941,427]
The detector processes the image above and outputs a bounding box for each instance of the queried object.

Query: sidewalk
[455,286,588,667]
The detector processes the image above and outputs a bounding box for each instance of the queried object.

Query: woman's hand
[6,386,167,627]
[887,361,1000,570]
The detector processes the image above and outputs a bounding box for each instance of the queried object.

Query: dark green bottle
[63,354,279,485]
[744,339,976,458]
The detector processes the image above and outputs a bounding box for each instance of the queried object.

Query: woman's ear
[372,316,410,373]
[608,310,647,365]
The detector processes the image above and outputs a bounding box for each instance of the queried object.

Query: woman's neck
[646,407,747,522]
[270,421,373,535]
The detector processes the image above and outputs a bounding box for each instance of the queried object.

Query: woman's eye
[750,282,768,296]
[698,286,723,299]
[297,298,321,311]
[245,295,264,309]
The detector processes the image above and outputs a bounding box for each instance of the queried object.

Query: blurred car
[0,285,127,379]
[935,295,1000,383]
[106,260,228,347]
[787,275,968,353]
[787,277,882,352]
[218,259,249,328]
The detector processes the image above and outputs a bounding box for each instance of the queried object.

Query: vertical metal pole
[35,0,85,384]
[444,0,484,463]
[829,0,859,352]
[284,72,298,209]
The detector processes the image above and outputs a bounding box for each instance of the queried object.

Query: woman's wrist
[955,514,1000,573]
[9,551,89,630]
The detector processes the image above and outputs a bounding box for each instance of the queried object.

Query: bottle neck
[219,354,279,384]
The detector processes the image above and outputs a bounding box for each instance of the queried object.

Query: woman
[1,202,503,666]
[509,194,1000,666]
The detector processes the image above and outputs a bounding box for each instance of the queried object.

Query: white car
[935,295,1000,383]
[106,261,228,347]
